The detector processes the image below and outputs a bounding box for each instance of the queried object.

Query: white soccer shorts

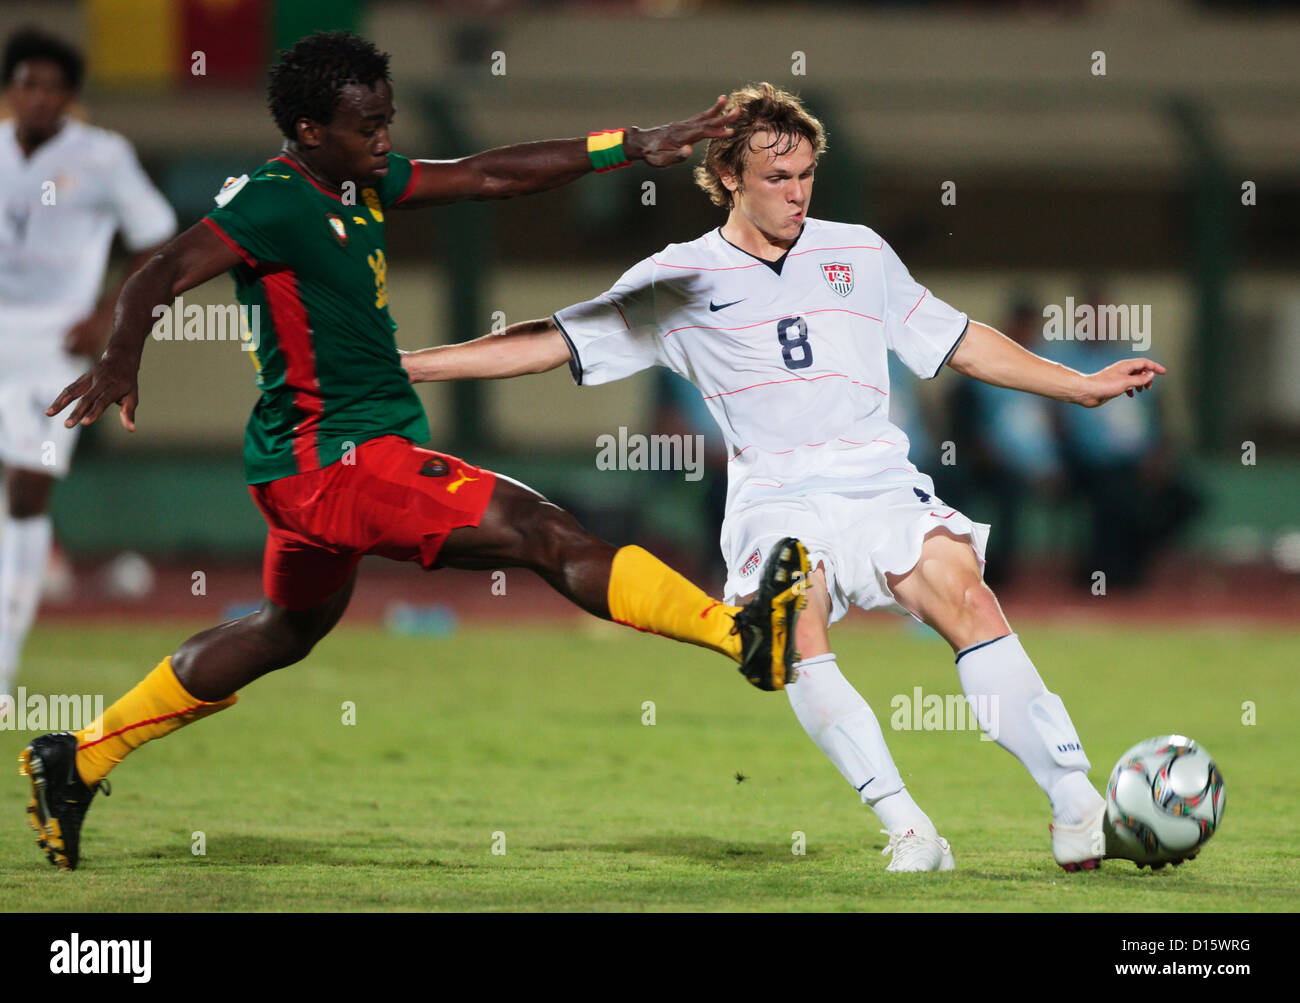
[0,355,86,478]
[722,480,991,624]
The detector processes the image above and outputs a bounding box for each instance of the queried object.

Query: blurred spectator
[938,295,1065,586]
[1044,285,1202,589]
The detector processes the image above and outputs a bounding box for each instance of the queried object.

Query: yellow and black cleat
[18,732,108,871]
[732,537,810,691]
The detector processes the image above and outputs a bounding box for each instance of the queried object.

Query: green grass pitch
[3,620,1296,912]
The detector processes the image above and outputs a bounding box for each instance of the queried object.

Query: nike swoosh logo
[709,299,745,312]
[856,778,876,792]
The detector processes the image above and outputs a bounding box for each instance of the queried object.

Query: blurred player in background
[403,83,1174,874]
[22,33,806,872]
[938,294,1067,587]
[0,28,176,707]
[1045,283,1202,589]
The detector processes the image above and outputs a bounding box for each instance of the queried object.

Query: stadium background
[2,0,1298,619]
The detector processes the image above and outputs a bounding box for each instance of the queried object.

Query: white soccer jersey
[554,218,969,512]
[0,118,176,364]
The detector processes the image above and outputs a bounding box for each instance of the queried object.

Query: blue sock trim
[954,632,1015,664]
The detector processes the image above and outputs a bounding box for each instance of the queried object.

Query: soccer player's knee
[255,607,321,667]
[527,503,592,567]
[961,581,1005,635]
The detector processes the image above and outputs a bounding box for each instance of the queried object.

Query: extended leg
[437,475,806,688]
[19,576,356,871]
[887,527,1106,867]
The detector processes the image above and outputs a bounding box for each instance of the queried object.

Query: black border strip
[954,631,1013,663]
[551,313,583,386]
[930,317,970,378]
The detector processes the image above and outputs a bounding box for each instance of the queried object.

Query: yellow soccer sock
[606,545,742,662]
[75,656,238,786]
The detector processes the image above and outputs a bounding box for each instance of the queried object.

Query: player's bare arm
[401,318,569,383]
[397,97,739,208]
[46,222,243,431]
[947,319,1166,408]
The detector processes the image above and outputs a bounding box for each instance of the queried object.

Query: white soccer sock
[955,633,1103,824]
[787,653,936,836]
[0,514,52,695]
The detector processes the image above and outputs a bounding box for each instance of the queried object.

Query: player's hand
[626,96,739,168]
[1077,358,1166,408]
[46,353,141,432]
[62,308,112,358]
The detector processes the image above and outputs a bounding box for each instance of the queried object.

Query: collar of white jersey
[712,221,810,275]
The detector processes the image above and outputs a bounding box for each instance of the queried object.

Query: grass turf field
[2,619,1296,912]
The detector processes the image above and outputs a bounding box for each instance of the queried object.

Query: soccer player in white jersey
[0,29,176,702]
[400,83,1171,873]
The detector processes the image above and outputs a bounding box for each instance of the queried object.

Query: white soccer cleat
[880,828,955,872]
[1050,801,1106,872]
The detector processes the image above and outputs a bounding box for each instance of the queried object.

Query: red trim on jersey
[701,371,887,401]
[202,217,258,268]
[788,242,882,257]
[392,160,422,206]
[260,268,322,473]
[903,289,928,325]
[607,296,631,330]
[652,255,763,273]
[653,242,883,272]
[663,307,882,340]
[728,437,894,460]
[270,156,344,202]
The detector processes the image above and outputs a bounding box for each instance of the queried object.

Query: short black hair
[3,27,84,91]
[267,31,390,141]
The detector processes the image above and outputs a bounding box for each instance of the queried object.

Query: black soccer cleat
[732,537,810,691]
[19,732,109,871]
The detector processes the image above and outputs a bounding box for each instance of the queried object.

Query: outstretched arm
[947,321,1165,408]
[396,96,737,208]
[402,319,570,383]
[46,221,243,430]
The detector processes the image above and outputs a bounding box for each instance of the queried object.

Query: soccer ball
[1105,735,1225,866]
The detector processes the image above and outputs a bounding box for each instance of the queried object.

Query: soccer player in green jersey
[21,32,807,871]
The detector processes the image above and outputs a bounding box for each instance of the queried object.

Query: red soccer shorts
[248,435,497,610]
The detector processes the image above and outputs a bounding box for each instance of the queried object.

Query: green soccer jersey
[203,153,429,484]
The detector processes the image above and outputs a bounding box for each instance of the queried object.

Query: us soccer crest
[326,213,347,246]
[821,262,853,297]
